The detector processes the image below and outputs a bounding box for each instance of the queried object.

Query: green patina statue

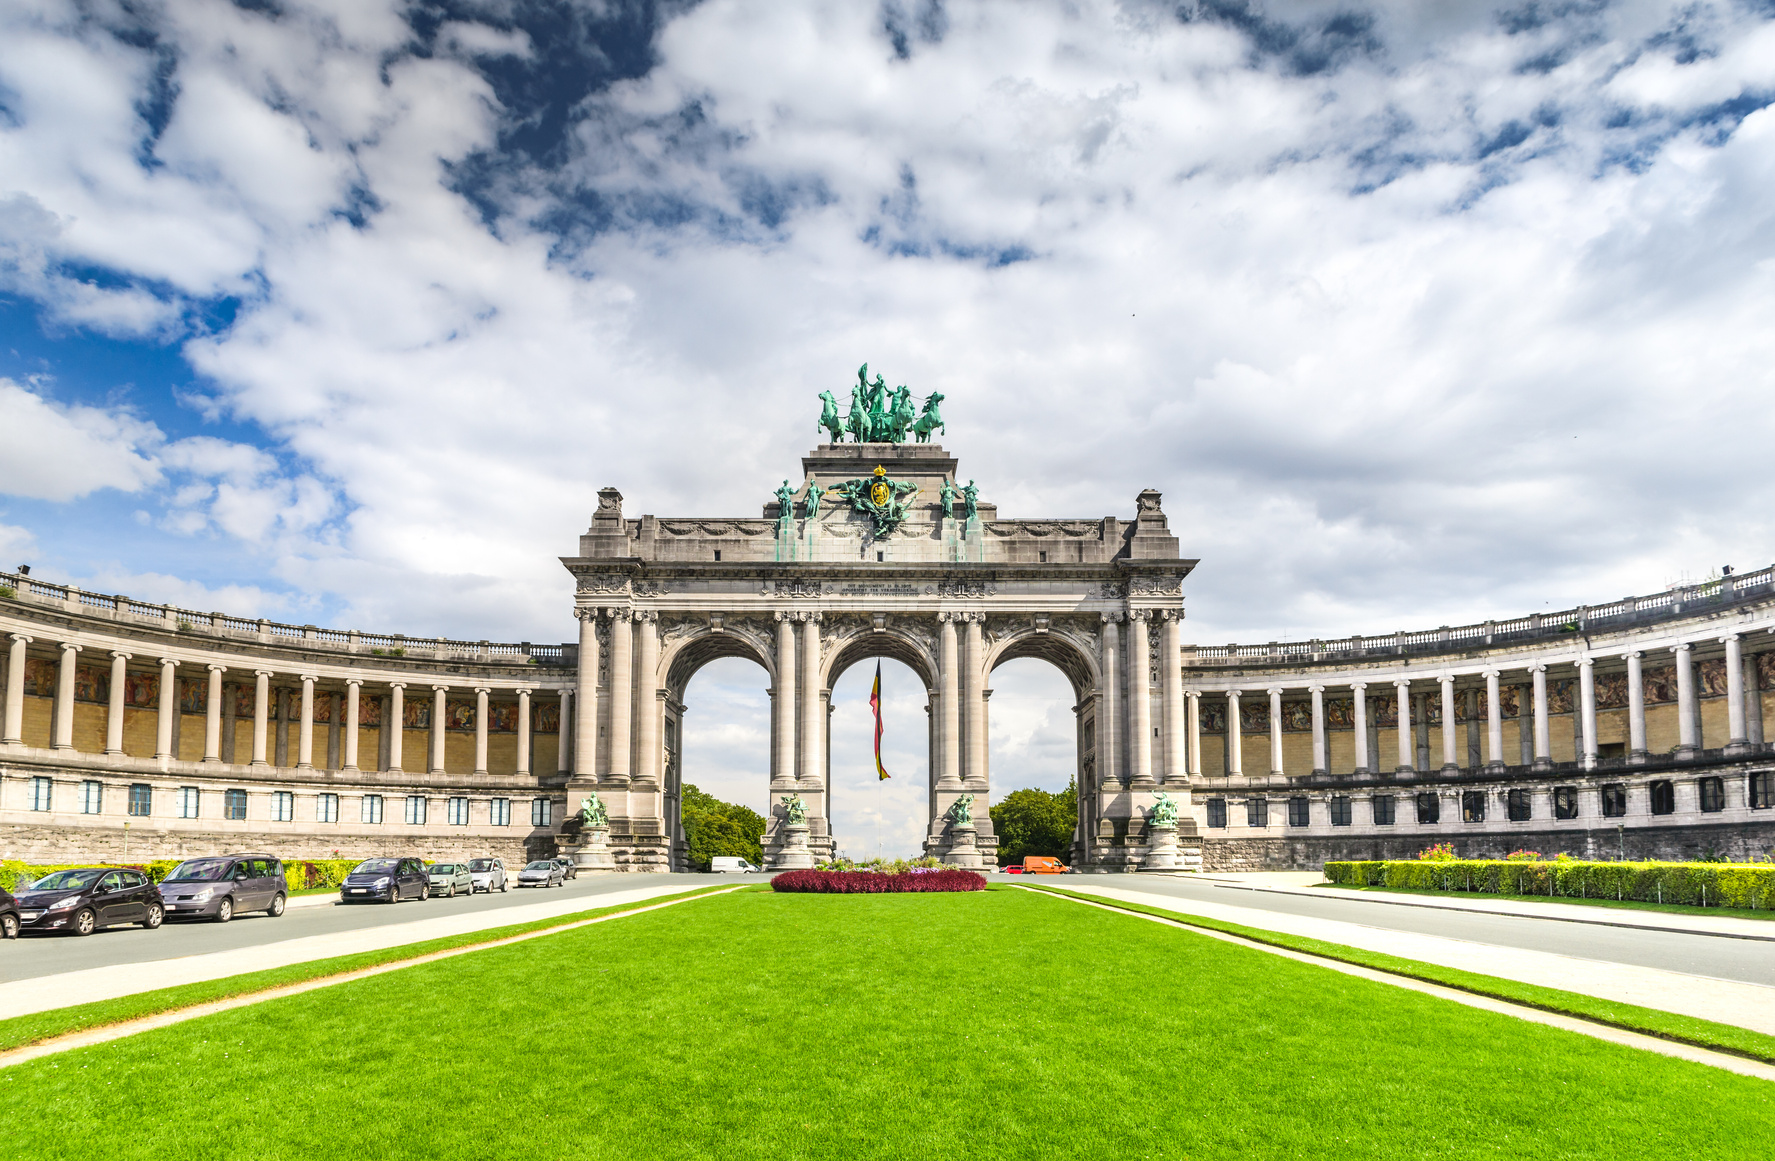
[911,391,945,443]
[577,791,608,829]
[944,793,975,829]
[781,793,808,826]
[938,477,958,520]
[774,479,797,525]
[817,391,846,443]
[824,365,946,445]
[805,480,824,520]
[830,465,920,536]
[1148,791,1178,827]
[961,480,979,522]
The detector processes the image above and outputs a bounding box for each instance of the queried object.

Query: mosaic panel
[359,696,383,727]
[233,684,255,718]
[1699,658,1728,697]
[1200,702,1227,734]
[124,671,158,708]
[1597,673,1628,710]
[177,677,205,714]
[1325,697,1355,728]
[488,703,520,733]
[403,699,432,729]
[1643,666,1676,704]
[533,701,560,734]
[1239,700,1269,733]
[73,665,108,704]
[1760,652,1775,691]
[445,699,477,731]
[22,658,53,695]
[1279,700,1312,732]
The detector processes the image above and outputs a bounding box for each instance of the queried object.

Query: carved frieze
[938,580,995,598]
[1128,575,1182,596]
[774,580,822,599]
[577,573,630,595]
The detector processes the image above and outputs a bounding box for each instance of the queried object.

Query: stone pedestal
[943,825,982,869]
[571,826,616,871]
[1143,823,1178,870]
[775,823,815,869]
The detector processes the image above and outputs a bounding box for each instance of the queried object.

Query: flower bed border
[1324,858,1775,908]
[772,869,986,893]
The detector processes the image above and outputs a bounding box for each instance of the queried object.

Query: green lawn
[3,887,1770,1161]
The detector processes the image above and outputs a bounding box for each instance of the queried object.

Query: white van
[710,857,761,874]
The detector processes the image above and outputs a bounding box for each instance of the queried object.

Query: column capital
[573,606,600,622]
[1718,632,1741,644]
[205,662,226,674]
[387,680,407,690]
[1308,684,1325,694]
[1670,642,1692,655]
[1100,611,1123,623]
[8,632,33,644]
[1350,680,1367,691]
[431,684,450,693]
[58,641,83,654]
[1225,687,1242,699]
[344,676,363,688]
[609,608,633,622]
[1393,676,1411,689]
[1126,608,1152,623]
[474,686,491,695]
[299,673,318,684]
[1529,662,1547,673]
[157,656,180,668]
[109,649,132,661]
[1184,687,1200,698]
[775,609,796,623]
[633,610,659,623]
[1576,656,1595,670]
[1266,686,1283,696]
[1621,649,1642,661]
[1481,668,1500,679]
[254,669,275,678]
[515,685,536,695]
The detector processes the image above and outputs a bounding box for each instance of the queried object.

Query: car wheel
[141,903,164,929]
[72,907,97,937]
[501,880,509,893]
[446,884,455,898]
[2,913,18,940]
[269,894,286,917]
[420,885,429,901]
[215,897,234,924]
[386,886,400,904]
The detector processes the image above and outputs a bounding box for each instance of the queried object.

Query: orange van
[1022,856,1067,874]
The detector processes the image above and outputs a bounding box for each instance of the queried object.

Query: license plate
[347,889,367,894]
[21,911,42,920]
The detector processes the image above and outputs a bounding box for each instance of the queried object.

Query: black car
[15,867,163,936]
[0,887,18,940]
[340,858,430,904]
[158,854,289,922]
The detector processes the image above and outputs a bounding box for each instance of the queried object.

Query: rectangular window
[1461,791,1486,823]
[128,783,152,817]
[1329,796,1352,826]
[1287,796,1310,827]
[271,791,294,822]
[1415,792,1440,825]
[1752,772,1774,810]
[1698,776,1725,813]
[1244,798,1268,828]
[361,794,384,824]
[178,786,200,819]
[1601,783,1627,818]
[490,797,511,827]
[448,796,470,826]
[1507,788,1531,822]
[29,776,53,812]
[532,797,553,828]
[224,788,247,821]
[1554,786,1578,820]
[1205,798,1227,828]
[1650,780,1675,815]
[404,795,428,825]
[316,792,338,823]
[80,780,102,815]
[1372,795,1395,826]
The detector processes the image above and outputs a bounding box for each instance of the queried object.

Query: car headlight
[191,887,215,902]
[374,877,391,887]
[48,895,81,911]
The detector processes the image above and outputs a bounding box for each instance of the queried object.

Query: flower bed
[1324,857,1775,908]
[772,868,987,893]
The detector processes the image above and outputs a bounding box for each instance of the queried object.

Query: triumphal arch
[561,373,1198,870]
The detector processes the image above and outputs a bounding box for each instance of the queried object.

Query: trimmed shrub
[772,869,987,893]
[1323,858,1775,909]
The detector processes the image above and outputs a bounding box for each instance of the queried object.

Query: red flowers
[772,869,987,893]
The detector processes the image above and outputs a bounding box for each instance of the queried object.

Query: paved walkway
[1062,880,1775,1036]
[0,880,705,1021]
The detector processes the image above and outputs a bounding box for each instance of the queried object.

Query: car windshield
[430,865,456,874]
[353,859,399,874]
[31,869,101,891]
[524,861,554,870]
[468,859,495,871]
[164,859,230,882]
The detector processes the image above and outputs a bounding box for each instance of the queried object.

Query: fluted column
[1531,663,1551,769]
[1266,686,1284,776]
[1225,689,1242,776]
[1672,642,1697,758]
[297,674,317,769]
[575,609,599,776]
[251,670,271,766]
[1098,615,1120,787]
[964,613,987,790]
[1439,674,1458,772]
[1128,612,1154,787]
[1351,682,1369,773]
[1309,684,1326,775]
[466,687,486,774]
[3,634,30,745]
[801,613,823,787]
[1578,657,1597,769]
[607,612,633,781]
[430,685,448,773]
[774,612,796,784]
[202,662,225,761]
[1483,670,1503,770]
[516,687,533,775]
[1185,689,1202,776]
[1161,613,1184,783]
[155,658,178,759]
[1393,678,1413,773]
[938,615,962,789]
[1625,651,1646,762]
[104,650,130,755]
[387,683,406,772]
[635,613,661,784]
[1723,633,1749,753]
[336,679,358,771]
[54,642,81,750]
[557,689,573,776]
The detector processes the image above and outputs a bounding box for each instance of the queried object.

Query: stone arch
[985,628,1099,700]
[662,625,775,698]
[821,620,938,692]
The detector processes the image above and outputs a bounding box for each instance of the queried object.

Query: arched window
[1649,780,1675,815]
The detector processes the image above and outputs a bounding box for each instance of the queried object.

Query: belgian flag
[871,659,890,780]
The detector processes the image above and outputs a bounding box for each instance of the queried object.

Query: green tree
[682,784,766,871]
[989,781,1077,865]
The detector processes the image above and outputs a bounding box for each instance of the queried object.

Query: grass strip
[0,885,731,1053]
[1317,882,1775,922]
[1018,882,1775,1065]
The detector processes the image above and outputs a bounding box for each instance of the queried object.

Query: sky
[4,0,1774,853]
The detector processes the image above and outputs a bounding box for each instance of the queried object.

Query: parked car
[341,858,430,903]
[467,857,508,893]
[517,860,565,888]
[15,867,163,936]
[1022,856,1068,874]
[0,886,19,939]
[551,856,578,881]
[159,854,288,922]
[427,862,475,898]
[711,857,761,874]
[999,864,1025,874]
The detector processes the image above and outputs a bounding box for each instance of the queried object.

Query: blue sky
[5,0,1775,852]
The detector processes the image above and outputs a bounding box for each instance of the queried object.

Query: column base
[1725,740,1753,757]
[201,756,222,764]
[104,748,123,757]
[342,764,359,772]
[1675,746,1699,761]
[1128,777,1159,791]
[941,826,982,869]
[1440,763,1459,774]
[1484,761,1505,774]
[296,762,314,770]
[53,743,74,751]
[1394,765,1415,775]
[385,766,403,775]
[1628,750,1648,765]
[250,760,269,767]
[429,767,446,775]
[1311,767,1327,777]
[472,767,487,775]
[1532,758,1552,771]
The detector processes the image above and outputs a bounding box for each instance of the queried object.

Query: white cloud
[0,378,163,500]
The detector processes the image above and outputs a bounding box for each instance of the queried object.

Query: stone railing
[0,569,572,667]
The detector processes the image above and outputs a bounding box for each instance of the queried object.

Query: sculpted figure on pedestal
[1148,791,1178,827]
[944,793,975,829]
[780,793,808,825]
[939,477,958,520]
[577,791,608,828]
[961,480,979,522]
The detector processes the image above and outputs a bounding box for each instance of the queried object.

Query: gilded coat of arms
[832,465,920,536]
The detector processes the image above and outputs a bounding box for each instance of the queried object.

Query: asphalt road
[1061,876,1775,987]
[1,872,728,983]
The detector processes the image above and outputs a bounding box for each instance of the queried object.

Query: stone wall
[1200,821,1775,871]
[0,821,544,868]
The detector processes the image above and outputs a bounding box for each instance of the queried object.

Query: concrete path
[0,879,708,1021]
[1061,879,1775,1036]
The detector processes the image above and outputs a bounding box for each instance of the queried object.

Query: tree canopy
[989,782,1076,865]
[682,784,767,871]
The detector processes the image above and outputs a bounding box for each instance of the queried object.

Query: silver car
[517,860,565,888]
[467,857,508,893]
[426,862,474,898]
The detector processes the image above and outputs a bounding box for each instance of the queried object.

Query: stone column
[297,674,317,769]
[1746,651,1766,748]
[1225,689,1242,777]
[1672,642,1698,758]
[1393,678,1413,773]
[53,642,81,750]
[1266,686,1284,777]
[251,670,271,766]
[774,612,796,784]
[387,683,406,772]
[1351,682,1369,773]
[1624,651,1647,762]
[340,679,360,771]
[1185,689,1202,776]
[516,688,532,775]
[105,650,130,755]
[3,634,30,745]
[430,685,448,774]
[1098,615,1120,787]
[1438,674,1457,771]
[636,612,661,784]
[1723,633,1749,753]
[608,612,633,781]
[1578,657,1597,769]
[964,614,987,790]
[473,686,490,775]
[1161,612,1184,784]
[202,662,225,762]
[155,658,178,759]
[1128,613,1154,788]
[557,689,573,776]
[937,615,962,789]
[1531,664,1551,769]
[575,609,599,776]
[1309,684,1327,775]
[801,613,823,788]
[1483,670,1503,770]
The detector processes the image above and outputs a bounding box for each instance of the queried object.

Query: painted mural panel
[124,671,158,708]
[1760,652,1775,691]
[1325,697,1355,728]
[1548,680,1574,715]
[22,658,53,695]
[488,704,520,733]
[1372,694,1397,727]
[233,685,255,718]
[1699,659,1728,697]
[1279,701,1311,732]
[403,699,431,729]
[1643,666,1676,704]
[1239,700,1269,733]
[177,677,205,714]
[533,701,560,734]
[312,694,334,724]
[1597,674,1628,710]
[1200,702,1227,734]
[359,696,383,727]
[445,700,476,731]
[73,665,108,704]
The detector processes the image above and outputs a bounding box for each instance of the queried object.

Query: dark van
[159,854,289,922]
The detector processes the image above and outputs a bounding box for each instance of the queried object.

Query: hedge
[3,857,388,894]
[772,869,987,893]
[1323,859,1775,909]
